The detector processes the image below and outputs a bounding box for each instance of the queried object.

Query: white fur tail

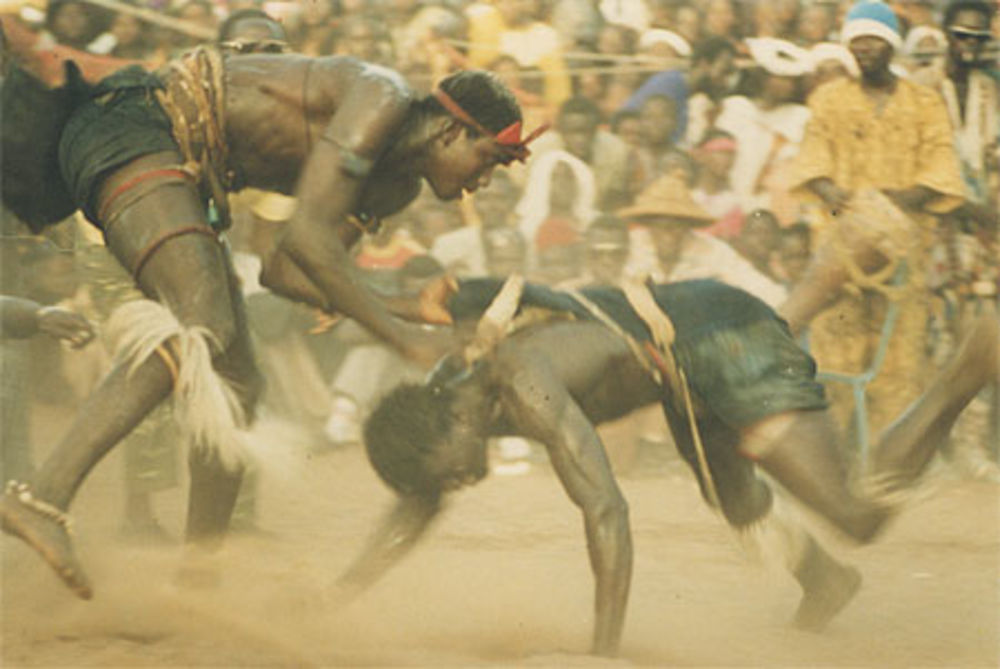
[106,299,247,470]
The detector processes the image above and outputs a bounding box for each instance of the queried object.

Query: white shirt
[715,96,810,207]
[626,228,787,308]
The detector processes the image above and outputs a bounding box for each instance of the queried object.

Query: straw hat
[617,174,714,226]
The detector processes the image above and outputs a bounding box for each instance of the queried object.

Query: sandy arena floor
[2,429,998,668]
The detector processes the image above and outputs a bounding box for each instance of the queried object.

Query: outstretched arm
[259,69,451,366]
[0,296,95,347]
[334,493,442,602]
[497,352,632,657]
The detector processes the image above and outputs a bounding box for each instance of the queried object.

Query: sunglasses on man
[949,27,993,42]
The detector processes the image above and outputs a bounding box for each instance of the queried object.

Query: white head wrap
[746,37,813,77]
[638,29,692,57]
[809,42,860,77]
[515,150,598,243]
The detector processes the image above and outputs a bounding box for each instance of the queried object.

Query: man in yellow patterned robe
[784,1,966,439]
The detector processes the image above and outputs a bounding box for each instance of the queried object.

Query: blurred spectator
[530,96,635,210]
[465,0,571,108]
[690,128,743,239]
[796,2,836,45]
[483,225,528,278]
[903,25,948,87]
[622,36,739,148]
[644,0,675,31]
[0,241,95,486]
[468,169,519,228]
[566,213,631,288]
[716,37,811,215]
[39,0,106,51]
[731,208,782,281]
[391,4,467,82]
[753,0,801,40]
[788,0,966,435]
[290,0,337,55]
[429,173,519,277]
[533,217,583,286]
[939,0,998,206]
[634,93,686,187]
[329,14,392,65]
[621,174,786,307]
[805,42,858,91]
[585,22,641,118]
[89,7,155,60]
[610,108,642,151]
[548,0,602,50]
[168,0,216,51]
[703,0,738,41]
[217,7,289,46]
[897,0,938,29]
[776,221,813,286]
[515,149,597,255]
[671,1,702,47]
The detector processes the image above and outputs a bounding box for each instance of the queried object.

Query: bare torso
[489,321,664,435]
[223,54,423,218]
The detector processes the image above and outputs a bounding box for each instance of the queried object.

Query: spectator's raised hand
[36,306,95,348]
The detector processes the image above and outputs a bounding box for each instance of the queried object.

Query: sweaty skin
[338,297,999,657]
[339,322,659,656]
[0,55,512,600]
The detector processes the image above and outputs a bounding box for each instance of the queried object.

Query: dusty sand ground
[2,433,998,668]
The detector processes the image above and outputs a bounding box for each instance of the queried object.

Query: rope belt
[131,225,220,282]
[570,281,721,510]
[154,47,236,230]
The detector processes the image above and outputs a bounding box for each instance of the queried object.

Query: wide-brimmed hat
[617,175,714,226]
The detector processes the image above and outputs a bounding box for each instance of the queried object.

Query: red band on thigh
[132,226,221,283]
[98,168,195,224]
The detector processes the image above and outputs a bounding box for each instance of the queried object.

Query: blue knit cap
[841,1,902,50]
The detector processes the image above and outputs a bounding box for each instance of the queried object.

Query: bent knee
[590,493,630,527]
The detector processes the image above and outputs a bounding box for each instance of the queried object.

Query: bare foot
[1,492,93,599]
[793,560,862,632]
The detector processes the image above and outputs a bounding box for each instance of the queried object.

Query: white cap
[638,29,692,57]
[746,37,813,77]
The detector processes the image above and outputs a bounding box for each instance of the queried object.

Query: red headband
[698,137,738,153]
[432,87,548,163]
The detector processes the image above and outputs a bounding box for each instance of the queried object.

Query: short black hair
[428,70,522,136]
[691,36,737,66]
[943,0,995,28]
[364,383,456,496]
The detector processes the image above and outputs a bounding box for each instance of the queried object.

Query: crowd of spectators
[1,0,997,492]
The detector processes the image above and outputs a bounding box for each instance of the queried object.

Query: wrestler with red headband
[432,86,548,165]
[2,54,535,605]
